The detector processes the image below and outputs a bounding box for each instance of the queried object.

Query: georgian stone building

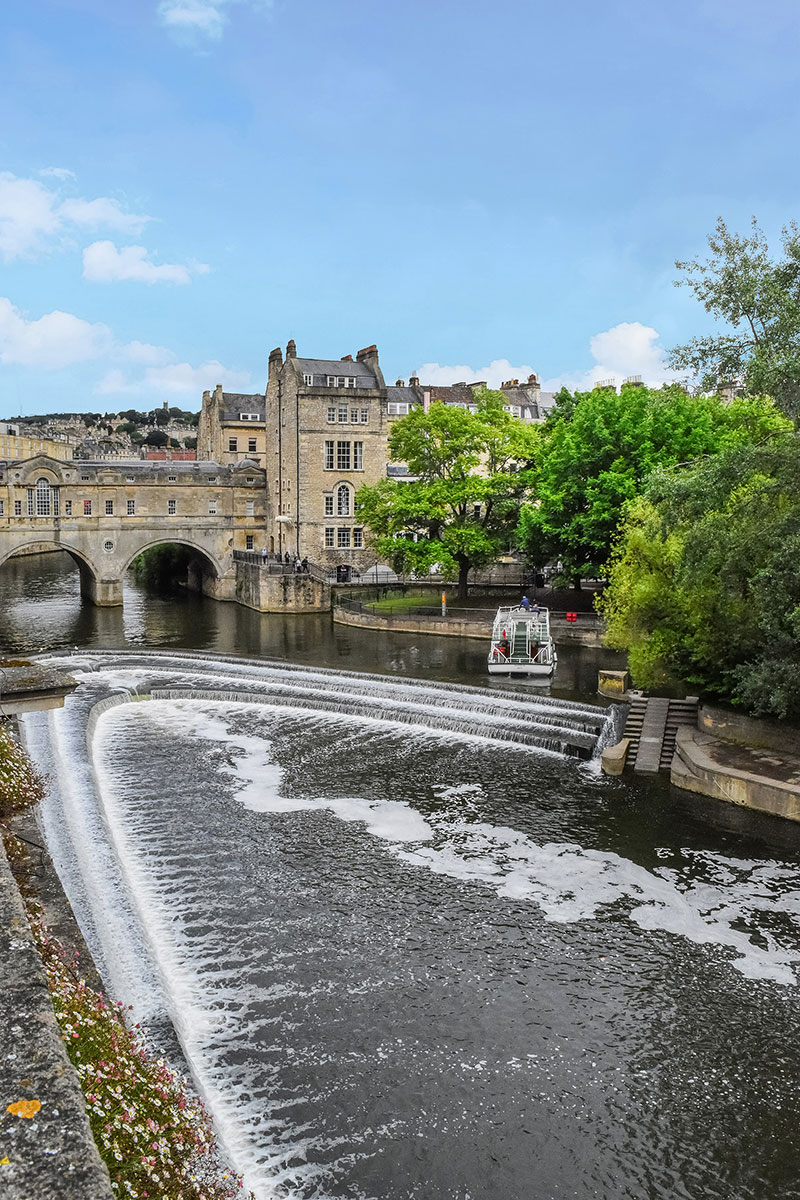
[196,340,556,573]
[265,340,395,570]
[197,386,268,469]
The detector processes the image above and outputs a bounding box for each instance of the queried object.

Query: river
[4,551,800,1200]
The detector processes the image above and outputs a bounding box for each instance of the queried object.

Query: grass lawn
[367,593,441,613]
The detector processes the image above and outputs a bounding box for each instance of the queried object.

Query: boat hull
[487,661,556,677]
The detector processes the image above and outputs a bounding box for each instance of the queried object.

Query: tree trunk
[458,559,470,603]
[572,575,582,591]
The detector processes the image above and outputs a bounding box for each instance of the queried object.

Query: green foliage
[599,437,800,719]
[356,389,537,599]
[131,545,195,590]
[517,382,789,583]
[670,217,800,422]
[143,429,169,447]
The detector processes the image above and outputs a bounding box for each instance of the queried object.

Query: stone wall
[699,704,800,755]
[235,561,331,612]
[0,837,113,1199]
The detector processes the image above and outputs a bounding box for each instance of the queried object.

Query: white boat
[487,605,557,676]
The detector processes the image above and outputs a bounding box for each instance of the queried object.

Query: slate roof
[221,392,265,421]
[295,358,379,387]
[385,385,423,405]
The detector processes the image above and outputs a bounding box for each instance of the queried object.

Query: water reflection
[0,550,625,700]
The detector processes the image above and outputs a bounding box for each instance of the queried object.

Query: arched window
[35,478,52,517]
[336,483,351,516]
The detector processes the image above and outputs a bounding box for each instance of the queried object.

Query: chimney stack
[409,373,419,387]
[286,339,297,359]
[268,346,283,381]
[355,344,384,387]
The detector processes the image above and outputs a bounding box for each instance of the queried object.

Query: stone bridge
[0,455,266,606]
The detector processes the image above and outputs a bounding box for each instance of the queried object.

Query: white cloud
[542,322,683,392]
[82,241,209,285]
[39,167,77,181]
[415,325,684,397]
[157,0,273,41]
[122,341,177,366]
[0,298,113,368]
[96,369,138,395]
[0,172,151,261]
[61,197,149,236]
[0,175,61,260]
[143,360,256,395]
[95,356,256,399]
[413,359,538,388]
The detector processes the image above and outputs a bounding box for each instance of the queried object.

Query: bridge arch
[0,538,103,607]
[0,538,97,576]
[119,536,226,578]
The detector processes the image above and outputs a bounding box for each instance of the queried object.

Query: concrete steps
[622,696,698,774]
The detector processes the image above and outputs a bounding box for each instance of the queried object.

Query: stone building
[197,340,555,573]
[0,423,76,462]
[197,385,268,468]
[265,340,398,572]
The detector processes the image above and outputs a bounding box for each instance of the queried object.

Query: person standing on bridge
[261,547,267,565]
[301,557,309,574]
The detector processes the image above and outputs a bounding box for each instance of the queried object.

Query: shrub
[26,903,250,1200]
[0,720,46,817]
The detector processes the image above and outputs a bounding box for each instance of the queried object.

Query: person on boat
[521,595,530,611]
[498,632,510,659]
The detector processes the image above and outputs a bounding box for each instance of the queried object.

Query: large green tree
[669,217,800,422]
[599,436,800,720]
[516,382,787,586]
[356,389,537,600]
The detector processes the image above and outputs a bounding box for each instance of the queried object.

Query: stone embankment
[672,706,800,822]
[0,834,113,1199]
[333,603,605,646]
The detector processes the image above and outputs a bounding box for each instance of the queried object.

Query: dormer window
[304,374,314,385]
[239,412,261,421]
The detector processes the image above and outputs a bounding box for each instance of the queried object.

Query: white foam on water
[395,823,800,986]
[147,700,434,841]
[114,694,800,989]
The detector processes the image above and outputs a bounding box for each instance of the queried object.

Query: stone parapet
[235,560,330,612]
[699,704,800,756]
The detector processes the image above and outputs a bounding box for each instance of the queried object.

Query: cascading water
[21,650,800,1200]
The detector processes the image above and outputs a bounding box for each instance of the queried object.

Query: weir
[19,649,800,1200]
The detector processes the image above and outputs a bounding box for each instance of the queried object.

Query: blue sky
[1,0,799,416]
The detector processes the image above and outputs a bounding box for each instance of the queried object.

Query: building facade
[196,340,556,573]
[0,423,76,462]
[197,386,268,469]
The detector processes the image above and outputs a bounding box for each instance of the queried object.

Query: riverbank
[333,602,606,646]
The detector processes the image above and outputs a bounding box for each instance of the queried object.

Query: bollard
[441,591,447,617]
